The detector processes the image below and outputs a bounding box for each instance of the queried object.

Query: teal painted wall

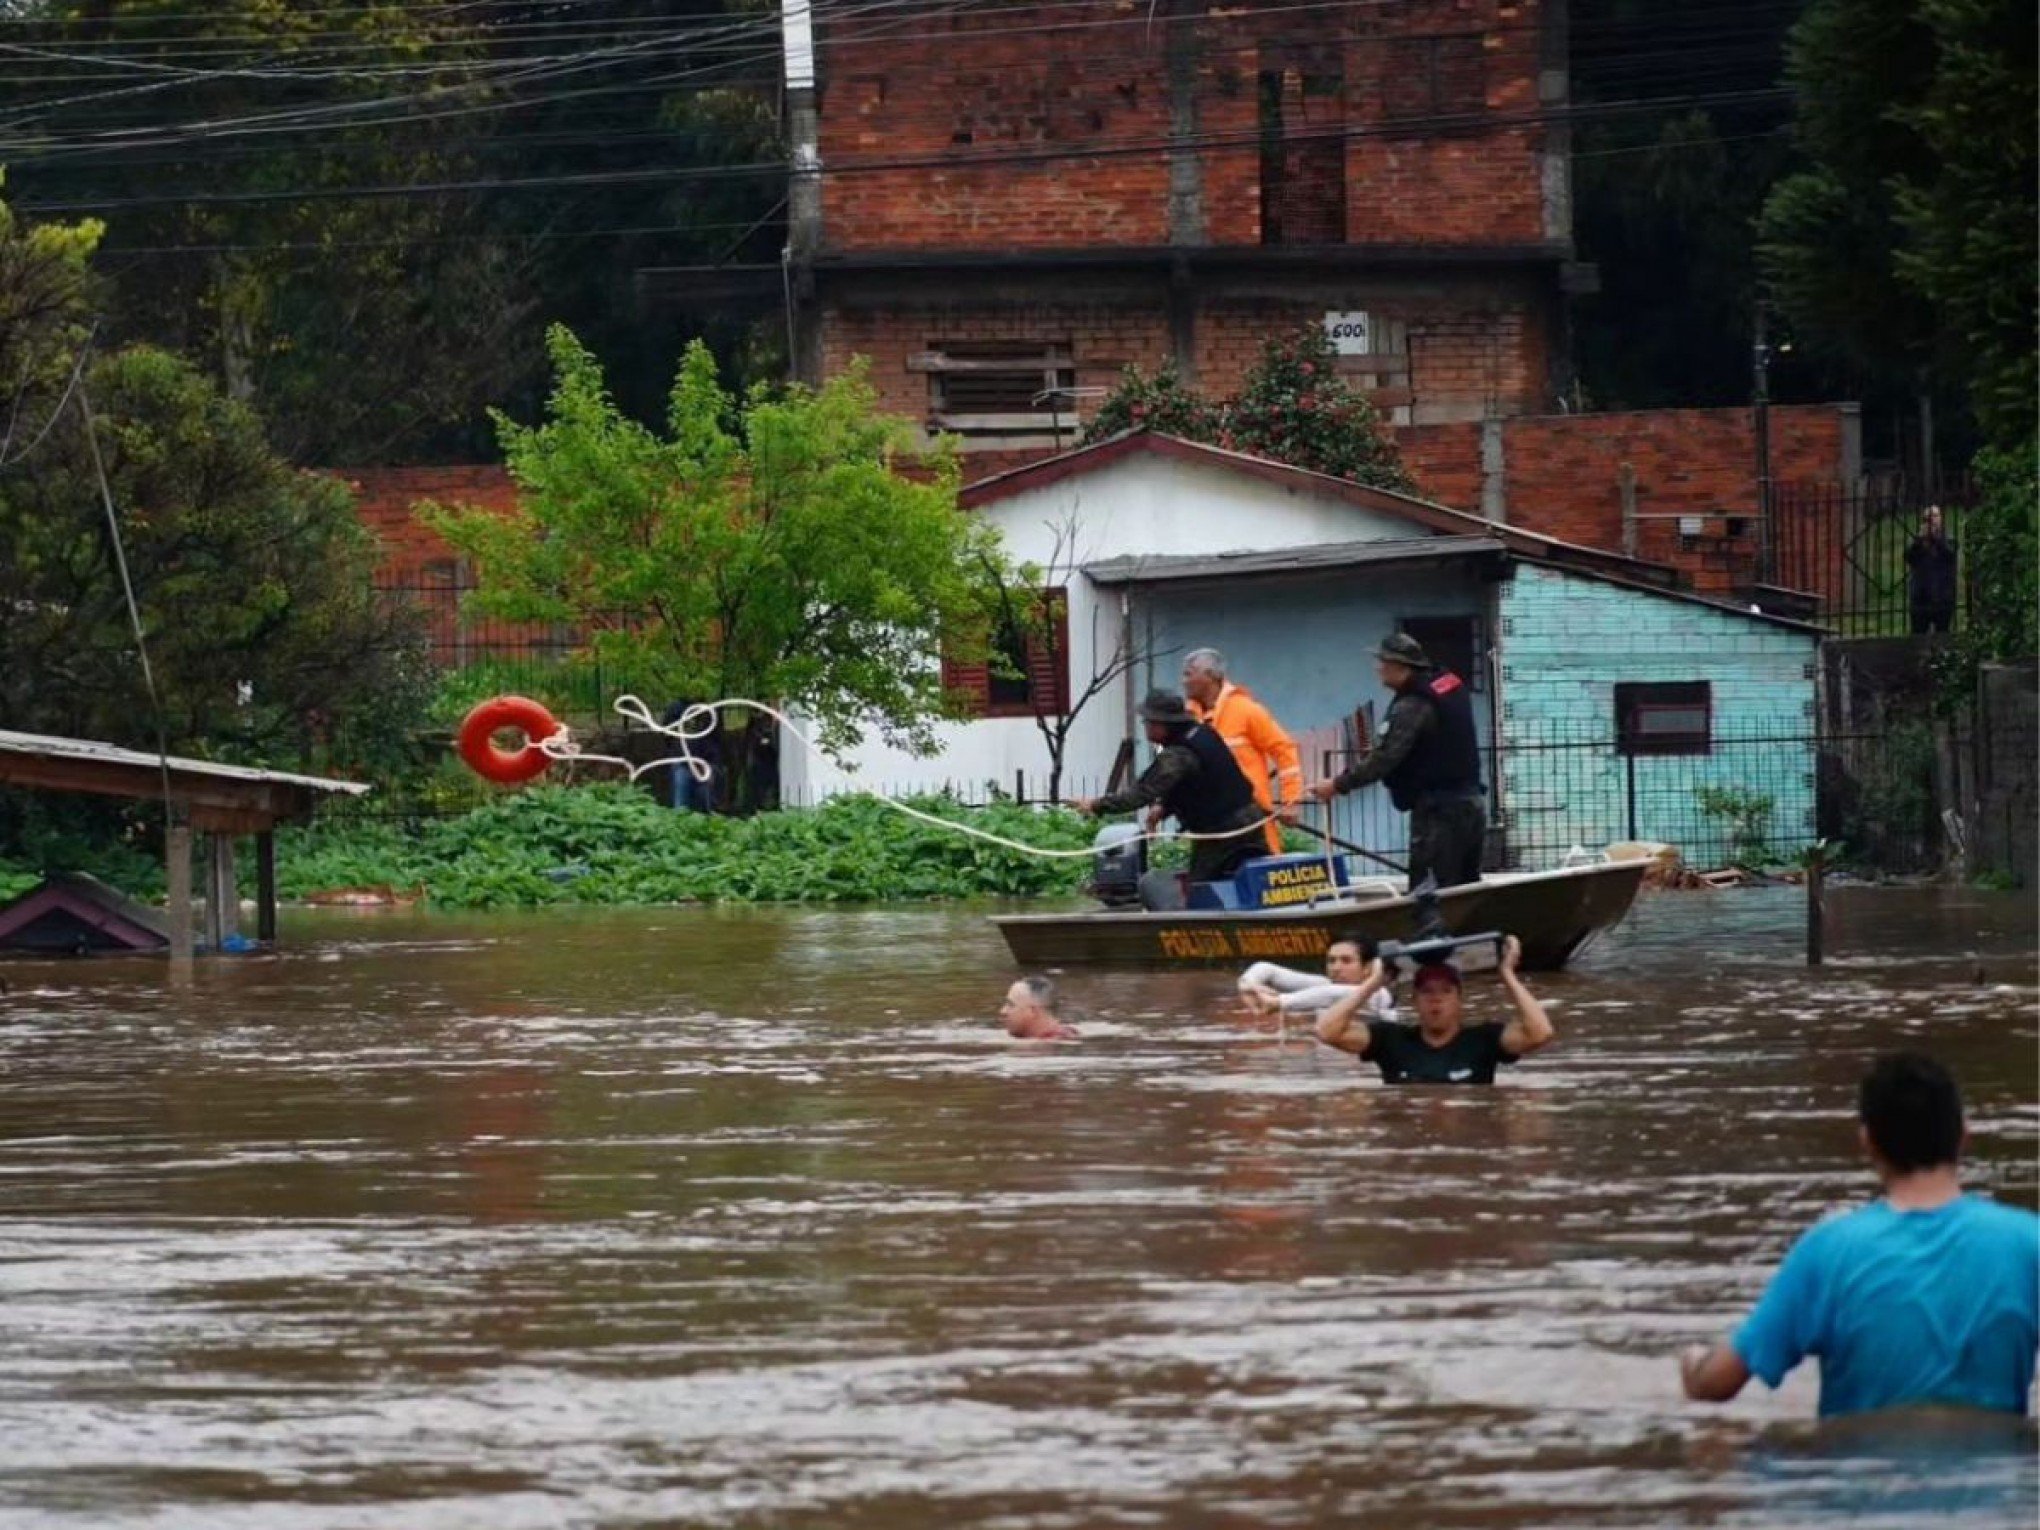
[1496,564,1819,866]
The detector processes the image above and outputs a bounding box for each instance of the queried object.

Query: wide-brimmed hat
[1136,688,1196,725]
[1372,632,1433,669]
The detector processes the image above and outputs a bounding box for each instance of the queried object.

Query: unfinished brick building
[783,0,1581,464]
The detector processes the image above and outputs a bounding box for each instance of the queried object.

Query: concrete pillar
[1480,418,1508,523]
[165,814,194,963]
[782,0,823,385]
[205,833,238,948]
[1165,0,1206,246]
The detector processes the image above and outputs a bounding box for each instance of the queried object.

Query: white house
[781,432,1823,870]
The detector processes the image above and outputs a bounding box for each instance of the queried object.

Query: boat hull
[991,860,1648,971]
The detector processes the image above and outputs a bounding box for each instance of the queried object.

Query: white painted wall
[780,452,1431,803]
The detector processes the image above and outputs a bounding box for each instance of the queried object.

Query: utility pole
[781,0,821,384]
[1752,299,1774,587]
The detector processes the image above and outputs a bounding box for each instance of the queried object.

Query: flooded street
[0,886,2034,1529]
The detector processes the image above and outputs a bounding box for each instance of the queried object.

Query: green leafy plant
[274,783,1100,910]
[424,330,1011,807]
[1694,784,1778,868]
[1084,327,1414,491]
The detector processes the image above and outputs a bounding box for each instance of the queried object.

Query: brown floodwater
[0,885,2034,1529]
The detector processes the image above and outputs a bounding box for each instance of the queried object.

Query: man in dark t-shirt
[1314,934,1553,1084]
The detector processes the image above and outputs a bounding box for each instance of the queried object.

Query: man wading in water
[1313,934,1552,1083]
[1680,1052,2038,1418]
[1000,976,1080,1041]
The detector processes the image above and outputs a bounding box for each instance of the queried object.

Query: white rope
[525,693,1280,861]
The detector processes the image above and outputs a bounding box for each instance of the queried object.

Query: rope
[531,693,1281,861]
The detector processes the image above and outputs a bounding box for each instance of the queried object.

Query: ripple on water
[0,885,2032,1527]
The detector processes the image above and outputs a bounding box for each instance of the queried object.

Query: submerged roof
[0,729,368,833]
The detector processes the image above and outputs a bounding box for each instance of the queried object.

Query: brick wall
[343,404,1857,610]
[343,465,517,579]
[1400,404,1854,592]
[816,0,1554,252]
[1496,563,1819,864]
[821,274,1555,456]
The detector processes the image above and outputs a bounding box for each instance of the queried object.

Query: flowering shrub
[1084,327,1413,492]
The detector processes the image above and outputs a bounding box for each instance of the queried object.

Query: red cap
[1412,962,1462,993]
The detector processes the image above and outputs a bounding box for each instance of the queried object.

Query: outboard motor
[1088,821,1148,908]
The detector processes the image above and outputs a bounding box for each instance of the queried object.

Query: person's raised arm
[1315,959,1387,1054]
[1496,935,1555,1057]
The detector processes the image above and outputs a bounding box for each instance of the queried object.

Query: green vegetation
[424,330,1008,805]
[1694,785,1778,868]
[271,785,1099,909]
[0,188,431,773]
[1084,328,1412,492]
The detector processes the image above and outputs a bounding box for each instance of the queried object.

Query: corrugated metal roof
[0,730,370,796]
[1083,534,1504,586]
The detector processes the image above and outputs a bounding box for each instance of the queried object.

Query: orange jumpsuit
[1189,683,1303,854]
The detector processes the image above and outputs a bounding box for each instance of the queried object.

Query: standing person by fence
[1904,505,1959,635]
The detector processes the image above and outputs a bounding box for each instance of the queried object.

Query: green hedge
[274,783,1101,909]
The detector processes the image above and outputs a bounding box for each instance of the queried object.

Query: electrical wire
[10,84,1793,214]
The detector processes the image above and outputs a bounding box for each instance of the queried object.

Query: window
[915,343,1076,438]
[1379,33,1485,125]
[1258,63,1345,245]
[943,588,1071,719]
[1398,614,1484,692]
[1615,681,1712,756]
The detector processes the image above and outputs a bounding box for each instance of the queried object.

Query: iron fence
[374,573,658,721]
[1772,477,1977,638]
[1304,721,1938,874]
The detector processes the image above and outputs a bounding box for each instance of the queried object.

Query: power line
[12,84,1793,215]
[0,5,1791,161]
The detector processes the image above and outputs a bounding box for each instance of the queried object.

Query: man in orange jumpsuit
[1180,647,1303,854]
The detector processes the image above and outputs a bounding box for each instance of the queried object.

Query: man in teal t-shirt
[1680,1052,2039,1418]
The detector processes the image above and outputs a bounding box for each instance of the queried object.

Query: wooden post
[1806,842,1825,967]
[256,830,277,944]
[165,814,194,964]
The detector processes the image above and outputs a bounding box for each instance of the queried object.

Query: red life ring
[457,696,561,784]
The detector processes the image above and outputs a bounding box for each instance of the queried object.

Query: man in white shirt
[1238,938,1395,1021]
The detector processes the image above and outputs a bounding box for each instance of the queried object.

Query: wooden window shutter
[1023,588,1071,716]
[941,648,991,719]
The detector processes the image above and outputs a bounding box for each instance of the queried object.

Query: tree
[1566,0,1804,411]
[1888,0,2038,451]
[973,517,1172,803]
[0,343,430,767]
[424,328,1008,801]
[10,1,787,466]
[1085,328,1412,492]
[1757,0,2035,454]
